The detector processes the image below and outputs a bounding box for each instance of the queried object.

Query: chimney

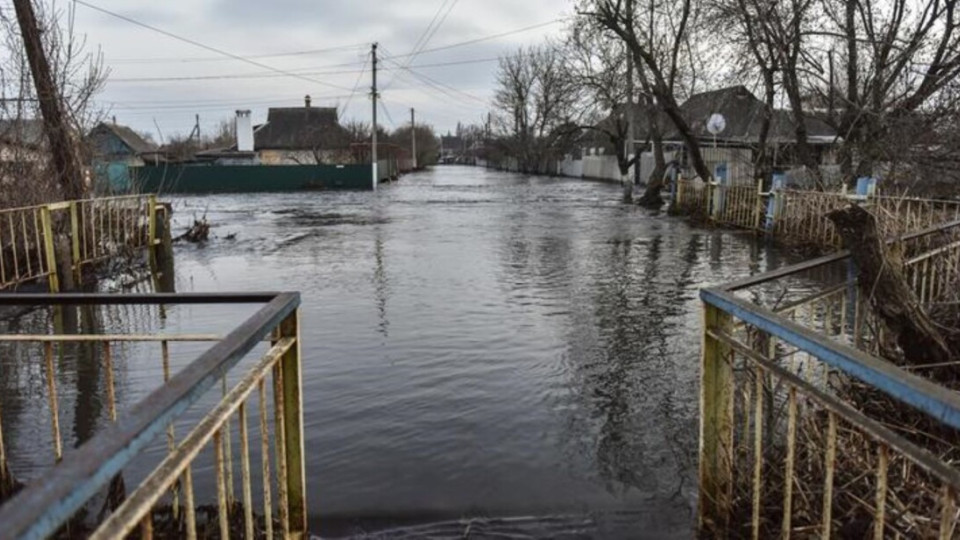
[236,109,253,152]
[304,94,311,108]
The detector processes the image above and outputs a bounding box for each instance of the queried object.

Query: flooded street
[2,166,799,538]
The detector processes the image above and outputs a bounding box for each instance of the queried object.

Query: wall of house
[259,149,352,165]
[556,151,664,184]
[696,147,754,185]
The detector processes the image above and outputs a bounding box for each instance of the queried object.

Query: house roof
[90,122,157,154]
[254,106,350,150]
[0,119,45,147]
[678,85,836,143]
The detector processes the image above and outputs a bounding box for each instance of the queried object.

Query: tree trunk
[637,126,666,208]
[783,68,824,190]
[756,71,775,186]
[13,0,85,201]
[828,204,953,365]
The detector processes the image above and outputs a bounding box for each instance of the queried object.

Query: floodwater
[0,166,800,538]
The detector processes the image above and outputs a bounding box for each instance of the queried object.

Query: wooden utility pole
[371,42,379,190]
[410,107,417,170]
[13,0,85,200]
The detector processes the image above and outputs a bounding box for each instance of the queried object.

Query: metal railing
[0,195,165,292]
[0,292,305,539]
[699,219,960,537]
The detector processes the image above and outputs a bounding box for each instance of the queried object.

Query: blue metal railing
[0,292,304,540]
[698,219,960,537]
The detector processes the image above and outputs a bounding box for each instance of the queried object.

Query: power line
[339,51,370,120]
[106,56,500,83]
[107,43,368,64]
[378,101,396,128]
[74,0,352,91]
[386,19,563,59]
[382,0,460,92]
[383,56,487,107]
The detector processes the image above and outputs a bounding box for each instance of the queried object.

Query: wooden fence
[674,178,960,249]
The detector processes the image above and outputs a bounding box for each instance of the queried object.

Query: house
[88,122,159,193]
[88,122,157,166]
[0,119,45,172]
[671,85,838,184]
[254,95,352,164]
[439,133,464,163]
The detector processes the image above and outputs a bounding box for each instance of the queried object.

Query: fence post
[699,301,734,536]
[69,202,81,282]
[148,195,158,247]
[675,175,684,208]
[40,205,59,293]
[753,178,763,231]
[280,309,307,537]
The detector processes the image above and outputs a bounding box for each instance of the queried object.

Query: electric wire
[74,0,352,91]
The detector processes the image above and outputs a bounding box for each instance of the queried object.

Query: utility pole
[371,42,378,190]
[410,107,417,170]
[13,0,84,200]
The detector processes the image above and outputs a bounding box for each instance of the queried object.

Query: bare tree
[819,0,960,185]
[0,0,106,206]
[710,0,782,185]
[493,45,581,173]
[582,0,714,183]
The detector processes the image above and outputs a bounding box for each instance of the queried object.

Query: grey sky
[74,0,571,141]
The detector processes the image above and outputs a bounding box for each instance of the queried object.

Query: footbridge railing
[699,219,960,537]
[0,195,167,292]
[0,292,304,539]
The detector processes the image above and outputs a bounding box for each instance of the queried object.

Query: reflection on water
[0,167,803,538]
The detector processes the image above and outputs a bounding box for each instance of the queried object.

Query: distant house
[439,133,464,163]
[254,96,351,164]
[671,85,838,183]
[0,119,45,171]
[88,122,158,193]
[88,122,157,166]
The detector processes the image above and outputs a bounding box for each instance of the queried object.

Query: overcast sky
[73,0,571,141]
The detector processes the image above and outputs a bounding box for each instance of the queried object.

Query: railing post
[753,178,763,231]
[280,309,307,537]
[699,301,734,536]
[148,195,158,247]
[40,205,59,293]
[69,202,81,282]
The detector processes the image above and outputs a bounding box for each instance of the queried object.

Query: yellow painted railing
[674,179,960,249]
[0,195,165,292]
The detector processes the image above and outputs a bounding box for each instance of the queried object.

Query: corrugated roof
[254,106,350,150]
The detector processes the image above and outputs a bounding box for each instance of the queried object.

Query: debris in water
[177,217,210,243]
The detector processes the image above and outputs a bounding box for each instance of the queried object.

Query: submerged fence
[674,178,960,248]
[0,292,305,539]
[0,195,166,292]
[699,219,960,537]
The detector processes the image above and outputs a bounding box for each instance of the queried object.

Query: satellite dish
[706,113,726,135]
